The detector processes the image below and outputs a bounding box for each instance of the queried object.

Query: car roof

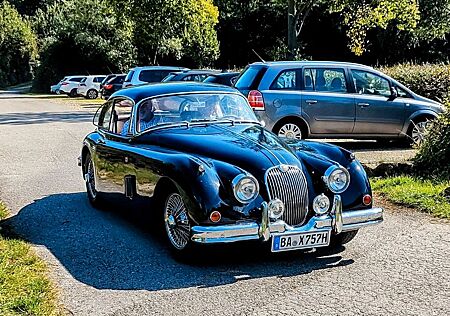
[170,70,220,75]
[249,61,374,70]
[130,66,189,72]
[111,82,239,103]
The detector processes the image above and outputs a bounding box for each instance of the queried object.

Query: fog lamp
[268,198,284,220]
[313,194,330,215]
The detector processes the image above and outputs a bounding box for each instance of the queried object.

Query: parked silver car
[122,66,189,88]
[235,61,445,144]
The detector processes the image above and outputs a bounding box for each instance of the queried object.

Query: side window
[98,102,114,130]
[351,70,391,97]
[271,70,297,90]
[396,86,412,99]
[182,75,192,81]
[110,99,134,135]
[305,68,347,93]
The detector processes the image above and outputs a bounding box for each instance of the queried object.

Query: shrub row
[414,110,450,180]
[380,63,450,103]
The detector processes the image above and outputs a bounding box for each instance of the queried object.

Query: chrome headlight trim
[232,174,259,204]
[323,165,350,194]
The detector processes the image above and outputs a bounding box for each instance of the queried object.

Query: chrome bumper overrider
[191,195,383,244]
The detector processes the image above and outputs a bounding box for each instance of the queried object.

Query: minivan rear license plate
[271,230,331,252]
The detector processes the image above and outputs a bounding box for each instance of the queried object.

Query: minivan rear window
[234,66,267,91]
[139,70,173,83]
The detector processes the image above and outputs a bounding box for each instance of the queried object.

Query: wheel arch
[403,110,439,135]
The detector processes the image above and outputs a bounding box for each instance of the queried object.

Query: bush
[32,0,136,92]
[414,110,450,180]
[0,1,37,87]
[380,64,450,103]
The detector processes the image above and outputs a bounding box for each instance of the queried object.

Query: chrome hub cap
[164,193,190,250]
[278,123,302,139]
[411,120,430,145]
[86,159,97,198]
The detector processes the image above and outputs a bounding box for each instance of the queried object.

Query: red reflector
[210,211,221,223]
[104,84,113,89]
[363,194,372,206]
[61,82,68,85]
[248,90,265,110]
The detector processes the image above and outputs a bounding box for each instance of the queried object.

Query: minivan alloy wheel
[278,123,302,139]
[411,120,430,145]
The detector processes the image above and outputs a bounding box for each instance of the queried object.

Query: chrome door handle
[358,102,370,108]
[305,100,317,104]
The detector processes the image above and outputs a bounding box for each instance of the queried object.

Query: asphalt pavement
[0,92,449,316]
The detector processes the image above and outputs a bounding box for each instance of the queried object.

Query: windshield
[136,93,258,133]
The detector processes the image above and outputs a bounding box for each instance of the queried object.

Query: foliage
[6,0,54,16]
[112,0,220,67]
[0,1,37,87]
[380,64,450,102]
[0,202,61,315]
[372,176,450,218]
[32,0,136,92]
[414,110,450,180]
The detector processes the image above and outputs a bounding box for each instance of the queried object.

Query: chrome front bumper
[191,195,383,244]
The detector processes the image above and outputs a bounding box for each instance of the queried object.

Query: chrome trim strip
[191,206,383,244]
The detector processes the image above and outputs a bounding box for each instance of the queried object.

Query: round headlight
[323,166,350,194]
[313,194,330,215]
[232,174,259,203]
[268,198,285,219]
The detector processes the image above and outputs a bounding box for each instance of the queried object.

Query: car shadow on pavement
[6,192,354,291]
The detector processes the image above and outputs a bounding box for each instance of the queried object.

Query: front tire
[329,230,358,248]
[86,89,98,99]
[69,88,78,97]
[407,118,432,146]
[163,191,193,256]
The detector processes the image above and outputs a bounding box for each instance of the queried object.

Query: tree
[0,1,37,87]
[284,0,420,58]
[6,0,54,16]
[111,0,220,67]
[32,0,136,91]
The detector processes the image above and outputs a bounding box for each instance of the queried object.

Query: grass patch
[372,176,450,219]
[0,202,61,316]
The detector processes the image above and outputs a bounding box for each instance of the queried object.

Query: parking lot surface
[0,92,449,316]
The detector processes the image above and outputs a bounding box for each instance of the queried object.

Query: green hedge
[380,64,450,103]
[414,110,450,180]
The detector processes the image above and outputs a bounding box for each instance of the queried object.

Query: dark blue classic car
[79,82,383,256]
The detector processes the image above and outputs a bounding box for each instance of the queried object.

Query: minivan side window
[304,68,347,93]
[271,70,297,90]
[351,70,391,97]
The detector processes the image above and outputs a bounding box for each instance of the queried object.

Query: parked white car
[122,66,188,88]
[58,76,86,97]
[77,75,107,99]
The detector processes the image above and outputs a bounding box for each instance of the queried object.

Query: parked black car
[203,72,240,87]
[100,74,126,99]
[79,82,383,257]
[161,70,219,82]
[100,74,117,90]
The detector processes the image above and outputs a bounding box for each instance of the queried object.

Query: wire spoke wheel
[411,120,431,145]
[86,158,97,199]
[164,193,191,250]
[278,123,302,139]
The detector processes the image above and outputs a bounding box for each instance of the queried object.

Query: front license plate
[271,230,331,252]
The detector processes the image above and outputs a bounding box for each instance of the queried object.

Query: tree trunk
[287,0,297,60]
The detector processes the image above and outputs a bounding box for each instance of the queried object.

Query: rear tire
[84,153,104,207]
[274,121,306,140]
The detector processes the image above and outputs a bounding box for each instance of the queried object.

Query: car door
[94,98,135,195]
[351,69,405,135]
[301,67,355,134]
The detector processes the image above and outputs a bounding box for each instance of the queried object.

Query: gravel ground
[0,92,448,316]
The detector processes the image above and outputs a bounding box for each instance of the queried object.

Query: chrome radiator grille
[265,165,309,226]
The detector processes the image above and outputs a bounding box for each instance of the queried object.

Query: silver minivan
[235,61,445,144]
[123,66,189,88]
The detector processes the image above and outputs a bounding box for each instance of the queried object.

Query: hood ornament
[279,164,289,172]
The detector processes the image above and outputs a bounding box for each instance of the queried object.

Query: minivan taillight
[248,90,265,110]
[61,82,68,86]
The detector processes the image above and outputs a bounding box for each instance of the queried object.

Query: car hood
[135,124,306,178]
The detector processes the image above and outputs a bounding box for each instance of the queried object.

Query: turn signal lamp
[210,211,221,223]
